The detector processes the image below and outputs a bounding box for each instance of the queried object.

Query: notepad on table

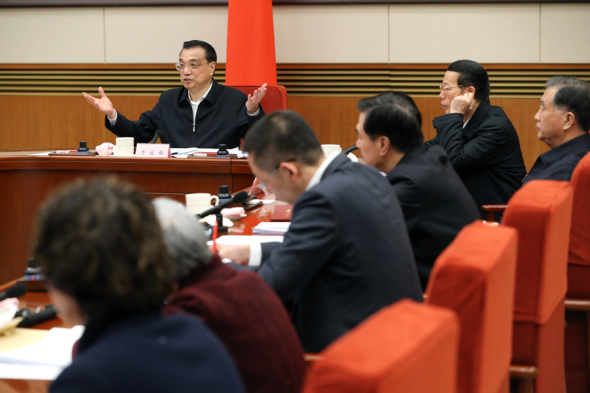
[252,222,291,235]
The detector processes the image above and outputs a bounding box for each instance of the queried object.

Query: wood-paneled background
[2,63,590,171]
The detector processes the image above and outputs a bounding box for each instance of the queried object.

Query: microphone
[17,305,57,327]
[149,130,161,144]
[343,145,358,155]
[198,191,249,218]
[0,282,27,301]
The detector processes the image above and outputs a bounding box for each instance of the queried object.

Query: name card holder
[135,143,171,158]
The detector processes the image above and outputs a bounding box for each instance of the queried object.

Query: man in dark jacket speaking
[83,40,267,148]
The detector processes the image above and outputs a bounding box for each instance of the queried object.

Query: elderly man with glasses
[83,40,266,148]
[425,59,526,220]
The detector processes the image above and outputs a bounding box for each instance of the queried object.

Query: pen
[212,219,219,253]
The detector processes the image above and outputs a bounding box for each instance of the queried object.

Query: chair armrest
[305,352,322,366]
[481,204,508,222]
[565,298,590,311]
[510,364,538,379]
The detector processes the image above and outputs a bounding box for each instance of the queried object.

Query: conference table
[0,150,255,285]
[0,186,274,393]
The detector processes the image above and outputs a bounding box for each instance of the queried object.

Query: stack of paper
[252,222,291,235]
[171,147,241,158]
[0,326,84,380]
[211,235,284,246]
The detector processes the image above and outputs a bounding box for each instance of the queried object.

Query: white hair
[152,197,212,278]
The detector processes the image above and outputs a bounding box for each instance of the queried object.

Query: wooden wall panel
[0,95,159,151]
[1,94,546,171]
[289,95,546,171]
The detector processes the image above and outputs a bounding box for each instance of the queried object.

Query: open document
[171,147,244,158]
[0,326,84,380]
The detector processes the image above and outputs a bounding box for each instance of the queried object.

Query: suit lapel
[463,101,491,139]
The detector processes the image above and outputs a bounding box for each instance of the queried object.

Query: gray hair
[152,197,212,279]
[546,76,590,132]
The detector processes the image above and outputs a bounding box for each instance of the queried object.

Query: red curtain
[226,0,277,86]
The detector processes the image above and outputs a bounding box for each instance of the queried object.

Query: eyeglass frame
[439,84,465,93]
[175,61,212,71]
[258,158,297,192]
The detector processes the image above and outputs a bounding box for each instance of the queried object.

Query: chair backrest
[502,180,573,324]
[569,151,590,268]
[302,299,459,393]
[228,85,288,113]
[425,220,518,393]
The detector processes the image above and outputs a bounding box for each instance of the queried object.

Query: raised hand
[245,83,268,114]
[82,87,116,119]
[450,91,475,115]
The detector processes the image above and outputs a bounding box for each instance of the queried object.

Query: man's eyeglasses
[175,62,211,71]
[439,84,464,93]
[258,158,297,193]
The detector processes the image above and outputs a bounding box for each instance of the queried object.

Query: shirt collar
[463,117,471,128]
[187,80,213,104]
[306,152,338,191]
[539,132,590,166]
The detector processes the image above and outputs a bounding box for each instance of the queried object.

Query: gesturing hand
[246,83,268,114]
[82,87,116,119]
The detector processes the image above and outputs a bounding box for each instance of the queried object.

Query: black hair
[447,60,490,103]
[357,91,422,127]
[242,110,324,172]
[363,103,424,153]
[180,40,217,63]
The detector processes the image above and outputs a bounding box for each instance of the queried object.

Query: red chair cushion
[302,299,459,393]
[426,221,517,393]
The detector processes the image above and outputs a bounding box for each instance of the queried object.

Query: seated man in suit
[153,197,306,393]
[83,40,267,148]
[523,76,590,184]
[32,178,245,393]
[425,60,526,219]
[355,92,480,290]
[218,110,423,352]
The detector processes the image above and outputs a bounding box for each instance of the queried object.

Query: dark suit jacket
[524,132,590,184]
[426,101,526,219]
[387,146,481,290]
[106,79,264,148]
[51,312,245,393]
[258,154,423,352]
[164,255,306,393]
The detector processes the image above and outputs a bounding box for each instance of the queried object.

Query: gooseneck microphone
[149,130,161,144]
[17,305,58,327]
[0,282,27,301]
[198,191,249,218]
[343,145,359,155]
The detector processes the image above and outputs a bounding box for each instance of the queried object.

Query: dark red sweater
[164,254,306,393]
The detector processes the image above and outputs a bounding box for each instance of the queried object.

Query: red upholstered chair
[228,84,288,113]
[501,180,573,393]
[564,151,590,393]
[425,220,518,393]
[302,299,459,393]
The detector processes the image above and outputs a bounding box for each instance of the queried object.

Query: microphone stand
[215,211,228,233]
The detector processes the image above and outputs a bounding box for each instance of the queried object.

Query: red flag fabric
[226,0,277,86]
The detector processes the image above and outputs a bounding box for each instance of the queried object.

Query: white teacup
[186,193,220,215]
[321,144,342,156]
[113,137,135,156]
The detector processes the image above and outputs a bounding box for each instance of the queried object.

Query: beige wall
[0,3,589,64]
